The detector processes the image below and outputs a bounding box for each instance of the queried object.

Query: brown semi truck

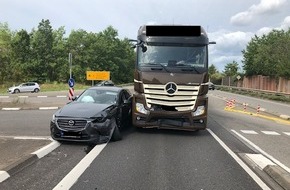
[131,25,215,131]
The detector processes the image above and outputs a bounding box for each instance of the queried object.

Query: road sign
[86,71,110,80]
[68,78,75,88]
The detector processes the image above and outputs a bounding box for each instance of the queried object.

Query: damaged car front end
[50,86,131,145]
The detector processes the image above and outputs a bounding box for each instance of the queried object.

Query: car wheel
[111,123,122,141]
[34,88,40,93]
[14,89,20,93]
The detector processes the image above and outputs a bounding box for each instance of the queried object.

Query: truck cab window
[138,45,206,68]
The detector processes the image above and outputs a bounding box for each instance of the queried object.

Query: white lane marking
[39,107,59,110]
[232,130,290,173]
[246,154,276,170]
[37,96,48,98]
[56,96,67,98]
[207,129,270,190]
[283,132,290,136]
[32,140,61,158]
[1,108,21,111]
[53,143,107,190]
[19,96,28,98]
[14,136,51,140]
[241,130,258,135]
[261,131,280,135]
[0,96,9,98]
[0,171,10,183]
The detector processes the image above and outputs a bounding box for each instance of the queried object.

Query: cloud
[230,0,287,26]
[256,27,273,36]
[208,30,254,71]
[281,16,290,30]
[256,15,290,35]
[210,14,290,72]
[208,30,253,56]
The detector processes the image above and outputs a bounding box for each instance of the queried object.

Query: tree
[208,64,218,77]
[0,22,12,83]
[242,29,290,79]
[51,26,67,82]
[0,21,135,85]
[30,19,54,82]
[223,61,239,77]
[11,29,31,81]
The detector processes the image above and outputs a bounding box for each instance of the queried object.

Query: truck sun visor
[146,26,201,37]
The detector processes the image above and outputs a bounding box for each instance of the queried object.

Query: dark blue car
[50,86,132,145]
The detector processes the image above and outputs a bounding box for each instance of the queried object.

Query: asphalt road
[0,90,290,189]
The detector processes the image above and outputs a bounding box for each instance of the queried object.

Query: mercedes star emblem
[165,82,178,95]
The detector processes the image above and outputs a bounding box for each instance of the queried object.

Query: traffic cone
[256,105,260,114]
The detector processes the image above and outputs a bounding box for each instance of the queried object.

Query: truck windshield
[138,45,207,69]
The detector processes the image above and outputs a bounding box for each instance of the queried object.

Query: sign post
[68,53,75,100]
[69,53,72,79]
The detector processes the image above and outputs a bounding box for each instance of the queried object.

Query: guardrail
[216,85,290,101]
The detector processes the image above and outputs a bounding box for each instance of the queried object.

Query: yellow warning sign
[86,71,110,80]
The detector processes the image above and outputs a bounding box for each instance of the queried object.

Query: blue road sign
[68,78,75,88]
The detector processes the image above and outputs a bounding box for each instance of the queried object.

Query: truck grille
[143,84,200,111]
[56,119,88,131]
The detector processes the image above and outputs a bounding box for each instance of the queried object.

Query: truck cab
[132,25,215,131]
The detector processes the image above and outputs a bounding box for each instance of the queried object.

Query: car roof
[87,86,122,92]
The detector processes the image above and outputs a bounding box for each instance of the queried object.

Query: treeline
[242,29,290,79]
[0,19,135,85]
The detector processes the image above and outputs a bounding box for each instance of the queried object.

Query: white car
[208,82,215,90]
[8,82,40,94]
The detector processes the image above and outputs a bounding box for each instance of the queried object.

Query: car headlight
[92,112,108,123]
[136,103,148,114]
[193,106,205,116]
[94,116,107,123]
[51,114,56,123]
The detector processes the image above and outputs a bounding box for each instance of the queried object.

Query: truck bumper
[132,110,207,131]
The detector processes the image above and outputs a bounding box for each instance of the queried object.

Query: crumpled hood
[55,102,111,118]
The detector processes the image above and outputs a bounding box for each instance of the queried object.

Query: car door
[26,83,34,92]
[20,83,30,92]
[117,90,132,128]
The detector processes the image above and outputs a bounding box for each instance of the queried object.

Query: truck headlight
[136,103,148,114]
[193,106,205,116]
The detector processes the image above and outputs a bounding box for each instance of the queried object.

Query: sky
[1,0,290,72]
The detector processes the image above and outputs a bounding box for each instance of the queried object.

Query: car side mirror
[72,96,78,101]
[123,96,132,104]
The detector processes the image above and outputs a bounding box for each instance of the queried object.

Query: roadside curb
[245,154,290,190]
[0,140,60,183]
[264,165,290,190]
[1,107,59,111]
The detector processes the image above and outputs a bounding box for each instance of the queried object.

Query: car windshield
[77,89,118,104]
[138,45,206,68]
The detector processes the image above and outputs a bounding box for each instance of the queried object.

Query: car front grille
[56,119,88,131]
